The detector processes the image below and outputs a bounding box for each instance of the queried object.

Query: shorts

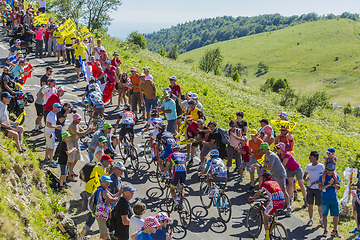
[35,103,44,116]
[131,92,142,111]
[119,124,134,139]
[166,119,176,134]
[200,143,216,157]
[6,21,12,27]
[159,144,172,161]
[208,175,227,189]
[191,141,202,148]
[144,97,158,112]
[286,165,303,179]
[306,187,322,206]
[150,129,159,140]
[93,107,104,119]
[45,131,55,149]
[171,171,186,187]
[96,218,108,235]
[240,161,250,171]
[272,175,287,194]
[264,200,285,216]
[249,157,263,175]
[0,126,9,136]
[321,198,339,217]
[68,141,81,163]
[60,164,68,175]
[75,59,86,68]
[56,43,65,51]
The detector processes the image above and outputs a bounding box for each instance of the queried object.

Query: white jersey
[119,110,135,125]
[147,117,163,139]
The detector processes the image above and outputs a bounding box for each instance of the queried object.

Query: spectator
[37,0,46,13]
[104,134,120,159]
[143,66,152,80]
[34,82,47,132]
[44,103,62,167]
[251,142,291,217]
[34,23,45,58]
[180,92,192,111]
[1,66,15,95]
[93,38,105,61]
[64,32,76,65]
[258,118,275,138]
[235,136,250,182]
[275,127,295,152]
[53,27,66,63]
[99,49,109,70]
[157,91,177,134]
[44,24,50,56]
[199,121,217,171]
[117,72,129,108]
[135,217,161,240]
[248,129,264,192]
[235,111,248,136]
[129,202,146,238]
[111,52,122,68]
[151,212,173,240]
[73,38,90,81]
[303,150,324,227]
[186,99,204,121]
[47,19,57,57]
[83,37,93,61]
[350,172,360,239]
[263,125,275,146]
[5,50,22,70]
[114,185,136,240]
[53,102,72,162]
[191,93,203,112]
[188,119,209,165]
[185,115,198,164]
[278,111,288,121]
[168,76,181,98]
[58,131,77,191]
[9,39,21,56]
[227,119,242,172]
[87,122,116,162]
[0,92,25,153]
[129,67,142,120]
[43,86,65,123]
[139,73,157,120]
[11,58,25,78]
[42,78,57,105]
[109,161,125,195]
[319,163,341,238]
[202,121,227,163]
[40,66,53,86]
[88,57,106,92]
[93,136,108,163]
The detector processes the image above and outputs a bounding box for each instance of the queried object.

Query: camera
[69,107,77,114]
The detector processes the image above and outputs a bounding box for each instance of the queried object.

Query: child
[129,202,146,238]
[58,131,78,191]
[235,136,250,182]
[321,147,338,187]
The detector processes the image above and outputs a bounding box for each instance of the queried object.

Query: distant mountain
[144,12,359,54]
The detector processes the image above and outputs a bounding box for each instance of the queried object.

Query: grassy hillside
[178,19,360,106]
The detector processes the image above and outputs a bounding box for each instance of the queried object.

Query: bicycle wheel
[270,222,288,240]
[156,164,166,190]
[165,187,174,214]
[143,140,153,165]
[217,193,232,223]
[129,145,139,172]
[178,198,191,229]
[246,205,263,238]
[199,180,212,209]
[118,140,128,162]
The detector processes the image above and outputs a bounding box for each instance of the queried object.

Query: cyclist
[88,83,104,127]
[114,103,136,146]
[198,149,227,198]
[162,142,187,206]
[155,121,176,172]
[248,172,285,240]
[142,109,163,160]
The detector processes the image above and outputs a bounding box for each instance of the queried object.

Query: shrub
[231,70,241,82]
[198,47,223,73]
[296,91,330,117]
[158,45,167,57]
[344,102,352,115]
[127,31,147,49]
[214,66,222,76]
[279,87,298,107]
[353,106,360,117]
[260,77,289,93]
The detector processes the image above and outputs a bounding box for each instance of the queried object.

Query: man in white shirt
[37,0,46,13]
[42,78,57,103]
[93,38,105,61]
[44,103,62,167]
[143,66,153,80]
[304,150,325,227]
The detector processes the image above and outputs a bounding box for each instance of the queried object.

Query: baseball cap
[105,60,111,64]
[187,92,193,96]
[156,212,172,222]
[113,51,119,56]
[98,136,108,142]
[15,39,21,43]
[57,86,66,92]
[72,113,82,121]
[1,92,12,99]
[250,129,258,135]
[240,136,248,142]
[103,122,112,130]
[276,142,286,151]
[263,125,273,135]
[163,91,170,97]
[191,93,198,99]
[169,76,176,81]
[143,66,150,71]
[308,151,319,158]
[61,131,71,140]
[142,216,160,229]
[259,142,270,150]
[326,163,335,170]
[113,161,126,171]
[100,175,112,182]
[186,115,194,121]
[123,185,136,192]
[164,87,172,93]
[130,67,137,72]
[100,154,114,162]
[277,112,288,118]
[53,102,62,108]
[259,119,269,125]
[326,147,336,154]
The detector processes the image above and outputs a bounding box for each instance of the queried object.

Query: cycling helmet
[88,76,95,83]
[171,142,180,151]
[262,172,272,182]
[89,84,97,91]
[210,149,219,158]
[188,99,196,105]
[164,87,172,93]
[124,103,131,111]
[17,24,22,28]
[150,109,157,116]
[157,122,167,131]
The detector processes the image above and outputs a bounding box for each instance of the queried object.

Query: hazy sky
[108,0,360,40]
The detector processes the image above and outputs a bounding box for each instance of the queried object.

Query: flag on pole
[102,82,114,103]
[79,56,86,78]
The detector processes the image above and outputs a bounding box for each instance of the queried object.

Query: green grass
[178,18,360,106]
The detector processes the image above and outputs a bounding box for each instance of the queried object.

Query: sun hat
[105,60,111,64]
[276,142,286,151]
[326,147,335,154]
[142,216,161,229]
[263,125,273,135]
[61,131,71,140]
[53,102,62,108]
[100,154,114,162]
[259,119,269,124]
[250,129,258,135]
[139,73,145,77]
[259,142,270,150]
[98,136,108,142]
[187,92,193,96]
[130,67,137,72]
[326,163,335,170]
[97,38,101,41]
[143,66,150,71]
[16,50,22,54]
[123,185,136,192]
[113,161,126,171]
[100,175,112,182]
[169,76,176,81]
[103,122,112,130]
[156,212,172,222]
[277,112,288,118]
[73,113,82,121]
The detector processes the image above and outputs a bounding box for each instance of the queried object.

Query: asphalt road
[0,30,326,240]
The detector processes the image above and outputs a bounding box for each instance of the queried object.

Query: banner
[58,18,76,36]
[20,64,33,85]
[15,110,26,124]
[33,13,47,26]
[270,119,297,132]
[80,26,90,33]
[79,31,91,40]
[178,139,192,145]
[175,120,186,138]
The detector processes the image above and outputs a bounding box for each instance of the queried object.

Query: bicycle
[246,199,288,240]
[164,179,192,229]
[199,175,232,223]
[82,99,92,127]
[118,132,139,172]
[142,133,154,166]
[156,159,171,190]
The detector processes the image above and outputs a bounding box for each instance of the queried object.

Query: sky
[108,0,360,40]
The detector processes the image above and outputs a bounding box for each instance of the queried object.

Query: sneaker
[350,228,359,233]
[285,207,292,217]
[356,233,360,240]
[43,158,50,163]
[320,219,324,228]
[235,177,243,182]
[68,175,77,182]
[331,230,341,238]
[49,160,58,168]
[72,171,79,177]
[188,159,194,165]
[247,186,255,193]
[66,62,71,65]
[197,164,205,171]
[306,219,313,226]
[322,230,327,237]
[208,190,215,198]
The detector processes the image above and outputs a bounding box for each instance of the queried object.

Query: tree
[296,91,329,117]
[167,44,178,60]
[199,47,223,73]
[127,31,147,49]
[47,0,84,25]
[257,61,269,74]
[344,102,353,115]
[214,66,222,76]
[231,70,241,82]
[158,45,167,57]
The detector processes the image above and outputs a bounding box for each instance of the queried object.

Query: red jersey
[43,93,60,111]
[241,144,250,162]
[260,181,284,201]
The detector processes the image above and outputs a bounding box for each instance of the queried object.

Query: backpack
[87,189,99,213]
[218,128,230,145]
[106,206,117,232]
[79,162,96,182]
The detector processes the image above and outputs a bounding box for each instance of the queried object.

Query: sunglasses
[326,169,334,171]
[48,70,53,72]
[230,125,236,127]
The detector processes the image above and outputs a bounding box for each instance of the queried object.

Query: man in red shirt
[169,76,181,98]
[43,87,66,122]
[111,52,122,68]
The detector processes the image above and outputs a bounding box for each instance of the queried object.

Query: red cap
[101,154,114,162]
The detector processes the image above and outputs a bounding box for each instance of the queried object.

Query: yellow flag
[175,120,186,138]
[33,13,47,26]
[258,154,265,165]
[92,171,100,193]
[177,139,192,145]
[15,111,26,124]
[80,26,90,33]
[58,18,76,36]
[270,120,297,132]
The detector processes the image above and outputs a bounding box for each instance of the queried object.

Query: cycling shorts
[264,199,285,216]
[159,144,172,161]
[208,175,227,189]
[119,123,134,139]
[171,171,186,188]
[150,128,159,140]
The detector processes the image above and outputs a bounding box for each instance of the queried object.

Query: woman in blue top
[11,58,25,79]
